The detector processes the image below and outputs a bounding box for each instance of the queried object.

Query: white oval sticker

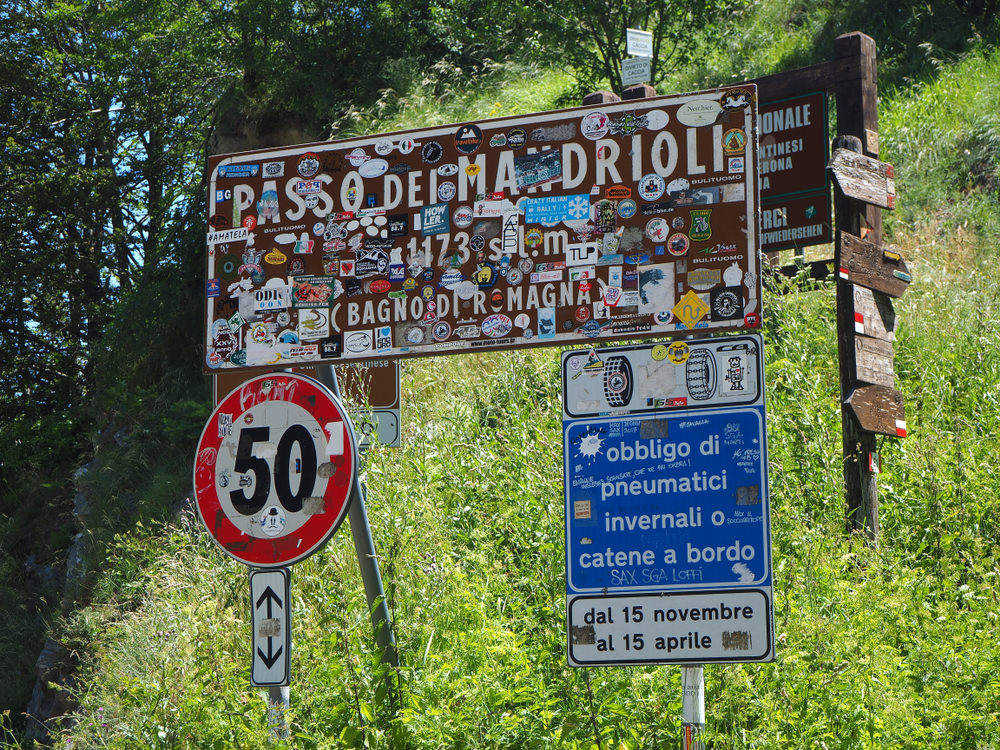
[358,158,388,179]
[676,100,721,127]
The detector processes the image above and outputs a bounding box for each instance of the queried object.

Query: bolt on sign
[203,85,762,370]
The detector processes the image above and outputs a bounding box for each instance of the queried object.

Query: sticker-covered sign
[204,85,762,370]
[562,335,763,419]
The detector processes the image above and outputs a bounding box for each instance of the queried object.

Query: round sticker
[580,111,609,140]
[514,313,530,328]
[507,268,523,286]
[638,173,666,202]
[432,321,451,341]
[454,124,483,154]
[453,206,474,228]
[617,199,637,219]
[668,233,690,256]
[507,127,526,148]
[358,159,388,179]
[374,139,394,156]
[207,214,227,229]
[644,109,670,130]
[666,341,690,364]
[297,152,320,178]
[346,148,369,168]
[398,138,416,154]
[437,163,459,177]
[438,182,457,201]
[421,141,443,164]
[651,344,668,361]
[193,373,357,567]
[645,218,669,242]
[242,215,257,230]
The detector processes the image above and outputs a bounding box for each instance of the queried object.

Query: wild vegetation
[3,0,1000,747]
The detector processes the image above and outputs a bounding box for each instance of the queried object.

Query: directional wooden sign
[853,335,895,388]
[838,231,911,297]
[828,150,896,209]
[846,384,906,438]
[850,285,896,342]
[250,568,291,686]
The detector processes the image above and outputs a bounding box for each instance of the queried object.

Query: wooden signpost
[828,149,896,209]
[846,385,907,437]
[838,232,911,298]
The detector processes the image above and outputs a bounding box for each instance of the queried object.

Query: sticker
[297,152,320,178]
[721,88,752,109]
[711,286,743,321]
[421,141,443,164]
[645,217,669,242]
[723,128,747,154]
[668,233,690,256]
[666,341,690,364]
[609,112,649,136]
[262,161,284,178]
[644,109,669,130]
[397,138,416,155]
[432,321,451,341]
[676,99,721,127]
[728,156,745,173]
[346,148,369,168]
[490,133,507,147]
[507,128,527,148]
[688,267,721,290]
[482,313,513,338]
[514,149,563,191]
[454,124,483,154]
[359,159,389,179]
[617,199,638,219]
[264,249,287,265]
[374,139,394,156]
[421,203,450,236]
[580,111,610,140]
[651,344,668,361]
[438,182,457,201]
[453,206,474,228]
[606,185,631,200]
[594,199,617,233]
[437,163,458,177]
[524,194,590,223]
[672,290,711,328]
[689,209,712,241]
[260,505,287,537]
[638,173,666,202]
[206,278,221,297]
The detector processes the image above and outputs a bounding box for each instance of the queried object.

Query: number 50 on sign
[193,372,358,567]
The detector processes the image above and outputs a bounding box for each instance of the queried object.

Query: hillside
[3,2,1000,748]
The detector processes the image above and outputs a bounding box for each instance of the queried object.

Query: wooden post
[833,32,881,542]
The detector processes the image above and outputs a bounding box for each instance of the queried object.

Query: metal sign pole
[681,665,705,750]
[267,686,290,740]
[316,366,401,701]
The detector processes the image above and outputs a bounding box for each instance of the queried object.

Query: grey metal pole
[267,686,290,741]
[315,366,401,675]
[682,665,705,750]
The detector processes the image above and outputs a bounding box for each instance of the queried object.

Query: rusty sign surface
[203,85,762,371]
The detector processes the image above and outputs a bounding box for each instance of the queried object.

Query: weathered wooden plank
[838,231,911,297]
[846,385,906,437]
[853,335,895,387]
[828,149,896,209]
[849,285,897,341]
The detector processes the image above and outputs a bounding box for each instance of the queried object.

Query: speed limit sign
[193,372,358,567]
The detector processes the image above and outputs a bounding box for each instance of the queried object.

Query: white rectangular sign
[568,590,773,666]
[250,568,291,687]
[626,28,654,57]
[621,57,651,86]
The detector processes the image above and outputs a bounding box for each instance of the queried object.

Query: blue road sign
[565,406,770,595]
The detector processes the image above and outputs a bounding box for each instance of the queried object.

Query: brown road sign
[850,285,896,342]
[828,149,896,209]
[760,191,831,252]
[838,231,911,297]
[203,85,763,371]
[758,91,829,199]
[853,335,895,388]
[846,384,906,437]
[335,360,400,409]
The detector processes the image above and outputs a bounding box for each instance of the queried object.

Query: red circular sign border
[193,372,357,567]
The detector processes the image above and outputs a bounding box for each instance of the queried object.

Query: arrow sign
[249,568,291,687]
[846,385,906,438]
[850,286,897,342]
[828,150,896,209]
[853,335,895,388]
[838,231,911,297]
